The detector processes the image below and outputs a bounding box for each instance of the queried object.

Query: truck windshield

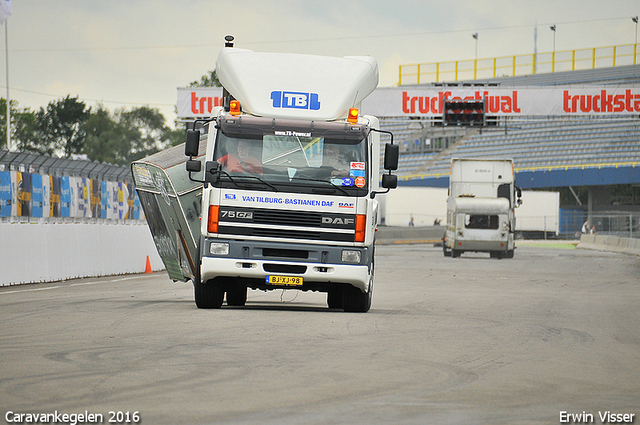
[212,117,369,195]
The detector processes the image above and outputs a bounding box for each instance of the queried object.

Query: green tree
[0,99,40,153]
[38,95,89,157]
[189,70,221,87]
[0,98,13,150]
[117,106,175,163]
[14,108,48,155]
[83,105,177,165]
[83,105,134,165]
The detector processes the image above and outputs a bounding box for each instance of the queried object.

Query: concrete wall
[577,234,640,257]
[1,222,164,286]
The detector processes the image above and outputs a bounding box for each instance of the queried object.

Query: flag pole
[4,19,9,152]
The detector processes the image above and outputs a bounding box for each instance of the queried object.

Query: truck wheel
[442,235,452,257]
[327,288,343,309]
[343,283,372,313]
[343,262,373,313]
[452,249,461,258]
[194,279,224,309]
[226,283,247,306]
[506,249,514,259]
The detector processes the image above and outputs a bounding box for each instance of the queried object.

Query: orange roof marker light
[229,100,241,116]
[347,108,359,123]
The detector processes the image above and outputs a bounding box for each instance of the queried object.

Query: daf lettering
[322,217,355,225]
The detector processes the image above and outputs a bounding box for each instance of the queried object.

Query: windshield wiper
[289,176,350,196]
[219,172,279,192]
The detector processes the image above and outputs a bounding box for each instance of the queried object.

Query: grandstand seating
[387,117,640,179]
[381,65,640,181]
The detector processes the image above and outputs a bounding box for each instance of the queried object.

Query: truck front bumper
[200,238,373,292]
[453,240,511,252]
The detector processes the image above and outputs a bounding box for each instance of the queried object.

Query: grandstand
[396,116,640,180]
[379,64,640,190]
[375,62,640,237]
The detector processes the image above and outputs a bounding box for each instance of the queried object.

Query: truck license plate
[266,275,303,286]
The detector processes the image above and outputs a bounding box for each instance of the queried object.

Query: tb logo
[271,91,321,110]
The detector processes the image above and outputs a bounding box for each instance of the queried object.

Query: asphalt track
[1,243,639,425]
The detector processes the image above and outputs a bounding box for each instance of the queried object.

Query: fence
[585,213,640,239]
[559,209,640,239]
[0,149,143,223]
[399,43,639,85]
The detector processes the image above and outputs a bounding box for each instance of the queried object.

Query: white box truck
[132,36,398,312]
[444,158,522,258]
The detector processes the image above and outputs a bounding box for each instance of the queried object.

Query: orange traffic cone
[144,256,152,274]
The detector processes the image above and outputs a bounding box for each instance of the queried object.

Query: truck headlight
[209,242,230,255]
[341,250,361,263]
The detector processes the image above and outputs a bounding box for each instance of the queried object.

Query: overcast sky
[3,0,639,127]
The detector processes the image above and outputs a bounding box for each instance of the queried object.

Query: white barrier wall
[0,222,164,286]
[380,187,448,227]
[577,234,640,257]
[380,187,559,231]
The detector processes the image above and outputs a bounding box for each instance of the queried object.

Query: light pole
[550,25,556,72]
[633,17,638,65]
[472,33,478,59]
[472,33,478,79]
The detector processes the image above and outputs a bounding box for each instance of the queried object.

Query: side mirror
[204,161,221,184]
[186,160,201,173]
[381,173,397,189]
[383,143,399,171]
[185,129,200,157]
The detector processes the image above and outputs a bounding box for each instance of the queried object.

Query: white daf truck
[443,158,521,258]
[132,37,398,312]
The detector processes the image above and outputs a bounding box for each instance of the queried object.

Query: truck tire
[452,249,461,258]
[343,283,372,313]
[194,279,224,309]
[327,288,343,309]
[442,234,452,257]
[505,249,514,259]
[343,261,373,313]
[226,283,247,306]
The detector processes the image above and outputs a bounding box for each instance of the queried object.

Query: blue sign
[60,176,71,217]
[0,171,11,217]
[101,181,108,218]
[270,91,321,110]
[31,174,43,218]
[133,191,141,219]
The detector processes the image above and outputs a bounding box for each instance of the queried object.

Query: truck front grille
[253,209,321,227]
[217,206,356,242]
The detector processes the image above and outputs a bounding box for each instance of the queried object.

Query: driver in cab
[323,144,349,177]
[218,139,263,174]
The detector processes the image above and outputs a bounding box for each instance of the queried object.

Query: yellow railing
[398,43,639,86]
